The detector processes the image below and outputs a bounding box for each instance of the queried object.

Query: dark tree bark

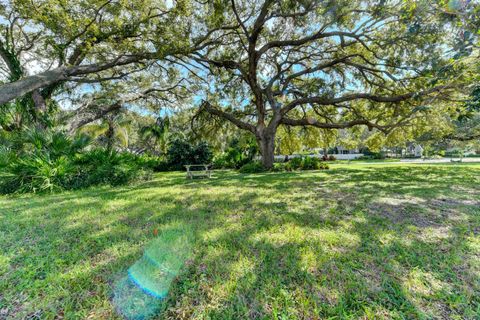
[0,54,155,106]
[68,102,122,132]
[257,131,276,169]
[31,90,47,112]
[106,120,115,151]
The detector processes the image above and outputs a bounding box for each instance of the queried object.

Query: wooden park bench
[185,164,212,179]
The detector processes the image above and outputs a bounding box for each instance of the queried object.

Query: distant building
[314,146,364,160]
[403,143,423,158]
[414,145,424,157]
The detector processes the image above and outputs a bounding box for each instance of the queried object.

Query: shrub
[321,155,337,161]
[134,154,162,170]
[214,138,258,169]
[0,146,14,168]
[167,139,213,170]
[0,129,152,194]
[357,155,373,160]
[133,154,171,172]
[284,156,329,171]
[152,160,170,172]
[238,162,266,173]
[288,157,303,170]
[302,156,320,170]
[272,162,287,172]
[212,156,228,169]
[237,157,329,174]
[166,139,193,170]
[213,150,251,169]
[284,162,293,171]
[192,142,213,164]
[0,130,90,194]
[72,149,151,189]
[318,162,329,170]
[360,149,385,159]
[0,154,76,194]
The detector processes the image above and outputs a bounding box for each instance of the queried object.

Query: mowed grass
[0,164,479,319]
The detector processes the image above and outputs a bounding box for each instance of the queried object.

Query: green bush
[152,160,170,172]
[166,139,192,170]
[72,149,151,189]
[360,149,385,159]
[213,138,258,169]
[192,141,213,165]
[284,156,329,171]
[318,162,329,170]
[0,146,15,168]
[167,139,213,170]
[212,156,228,169]
[0,130,90,194]
[238,162,266,173]
[288,157,303,170]
[0,129,152,194]
[0,154,76,194]
[272,162,287,172]
[237,157,329,174]
[213,148,250,169]
[357,155,374,160]
[131,154,171,172]
[134,154,162,170]
[445,151,463,157]
[302,156,320,170]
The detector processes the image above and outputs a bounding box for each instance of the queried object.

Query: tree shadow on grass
[158,167,479,319]
[0,166,478,319]
[165,198,477,319]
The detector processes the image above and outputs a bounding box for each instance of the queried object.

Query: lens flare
[112,226,193,319]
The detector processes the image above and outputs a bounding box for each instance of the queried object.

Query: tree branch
[0,53,156,105]
[199,100,256,133]
[258,31,364,56]
[280,85,453,116]
[280,117,389,132]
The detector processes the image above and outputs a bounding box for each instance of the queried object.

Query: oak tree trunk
[257,132,275,169]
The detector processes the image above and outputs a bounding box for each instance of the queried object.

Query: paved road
[344,158,480,165]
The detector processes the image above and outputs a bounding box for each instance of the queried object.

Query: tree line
[0,0,479,168]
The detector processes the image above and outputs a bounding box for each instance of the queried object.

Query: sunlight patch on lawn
[0,254,10,274]
[249,224,360,254]
[211,255,257,303]
[202,226,234,242]
[1,166,479,319]
[375,196,427,205]
[404,268,449,297]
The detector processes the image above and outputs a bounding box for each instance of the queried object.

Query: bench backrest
[185,164,211,171]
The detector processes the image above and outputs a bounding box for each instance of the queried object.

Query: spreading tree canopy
[0,0,192,128]
[1,0,478,162]
[180,0,469,167]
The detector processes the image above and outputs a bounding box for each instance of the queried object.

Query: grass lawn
[1,164,479,319]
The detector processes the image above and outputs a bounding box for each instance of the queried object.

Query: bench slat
[185,164,212,179]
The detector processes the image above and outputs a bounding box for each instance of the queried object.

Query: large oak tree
[0,0,191,128]
[183,0,465,168]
